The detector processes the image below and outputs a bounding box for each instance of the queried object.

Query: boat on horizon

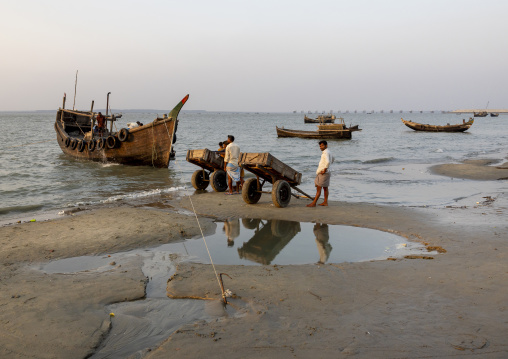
[401,118,474,132]
[304,114,335,123]
[54,93,188,168]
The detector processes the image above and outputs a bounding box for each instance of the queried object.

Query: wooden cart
[186,148,228,192]
[239,152,313,208]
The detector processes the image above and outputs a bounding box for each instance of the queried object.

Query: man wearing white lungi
[224,135,241,194]
[307,140,333,207]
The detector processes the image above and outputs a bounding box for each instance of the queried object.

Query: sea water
[1,110,507,223]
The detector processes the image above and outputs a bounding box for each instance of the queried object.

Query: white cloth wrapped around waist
[226,163,241,183]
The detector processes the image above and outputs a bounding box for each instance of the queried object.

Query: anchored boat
[277,118,359,140]
[401,118,474,132]
[304,115,335,123]
[54,94,189,167]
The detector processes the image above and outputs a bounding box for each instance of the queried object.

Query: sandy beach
[1,161,507,358]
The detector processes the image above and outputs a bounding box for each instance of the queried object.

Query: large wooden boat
[401,118,474,132]
[304,115,335,123]
[54,94,189,167]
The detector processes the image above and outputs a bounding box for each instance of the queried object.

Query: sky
[1,0,507,112]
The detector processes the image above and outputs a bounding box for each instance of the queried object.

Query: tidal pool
[36,219,430,359]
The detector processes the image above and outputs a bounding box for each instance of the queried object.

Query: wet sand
[431,158,508,180]
[1,162,508,358]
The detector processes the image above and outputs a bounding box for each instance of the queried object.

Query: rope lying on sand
[163,121,230,303]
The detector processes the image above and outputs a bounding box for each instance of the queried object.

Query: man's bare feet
[306,203,316,207]
[318,202,328,206]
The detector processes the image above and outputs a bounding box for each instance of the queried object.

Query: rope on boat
[162,120,228,303]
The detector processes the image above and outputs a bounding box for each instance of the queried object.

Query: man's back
[225,142,240,165]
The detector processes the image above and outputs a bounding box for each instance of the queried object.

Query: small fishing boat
[277,119,359,139]
[490,112,499,117]
[54,93,189,167]
[277,126,352,139]
[474,111,488,117]
[401,118,474,132]
[304,115,335,123]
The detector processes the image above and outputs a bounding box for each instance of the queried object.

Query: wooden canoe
[54,94,189,167]
[276,126,352,139]
[401,118,474,132]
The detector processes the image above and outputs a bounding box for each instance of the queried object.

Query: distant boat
[474,111,488,117]
[276,126,352,139]
[304,114,335,123]
[490,112,499,117]
[277,119,360,139]
[401,118,474,132]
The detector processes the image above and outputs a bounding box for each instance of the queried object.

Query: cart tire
[242,218,261,229]
[210,170,228,192]
[242,178,261,204]
[191,170,209,190]
[271,180,291,208]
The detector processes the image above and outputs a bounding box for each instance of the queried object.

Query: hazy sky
[1,0,507,112]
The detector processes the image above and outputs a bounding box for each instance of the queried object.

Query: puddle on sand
[36,219,430,358]
[175,219,427,266]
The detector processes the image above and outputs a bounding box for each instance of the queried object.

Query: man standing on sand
[307,140,333,207]
[224,135,241,194]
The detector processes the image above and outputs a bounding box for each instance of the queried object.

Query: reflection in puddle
[36,219,430,358]
[201,219,423,266]
[39,219,426,276]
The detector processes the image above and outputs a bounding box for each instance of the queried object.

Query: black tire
[106,136,117,149]
[173,133,177,143]
[271,180,291,208]
[210,170,228,192]
[191,170,209,190]
[88,139,96,152]
[64,137,71,147]
[70,139,78,150]
[96,138,105,150]
[271,220,292,237]
[242,218,261,229]
[77,140,86,152]
[118,128,129,142]
[242,177,261,204]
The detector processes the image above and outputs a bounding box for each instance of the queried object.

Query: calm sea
[1,110,507,224]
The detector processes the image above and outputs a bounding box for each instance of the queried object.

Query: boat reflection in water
[235,219,301,265]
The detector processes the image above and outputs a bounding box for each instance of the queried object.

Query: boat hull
[401,118,473,132]
[55,118,177,167]
[276,126,352,139]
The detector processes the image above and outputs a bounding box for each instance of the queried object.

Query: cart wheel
[210,170,228,192]
[242,218,261,229]
[271,180,291,208]
[242,178,261,204]
[191,170,209,190]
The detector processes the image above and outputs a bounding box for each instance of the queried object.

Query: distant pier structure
[451,109,508,114]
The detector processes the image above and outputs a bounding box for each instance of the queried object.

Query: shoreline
[1,160,507,358]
